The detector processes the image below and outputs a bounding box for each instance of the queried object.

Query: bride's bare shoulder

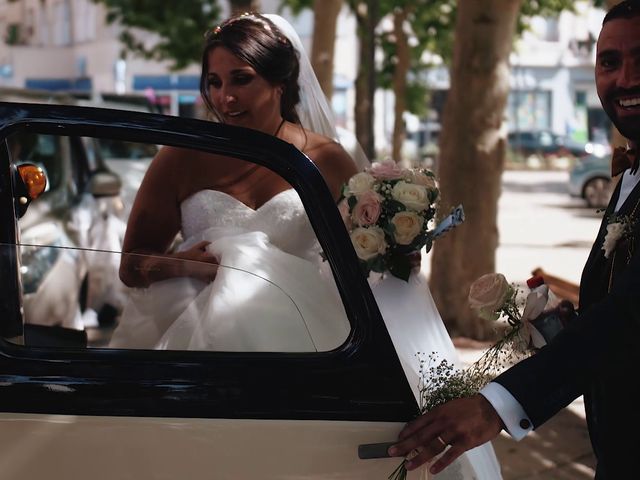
[302,131,358,198]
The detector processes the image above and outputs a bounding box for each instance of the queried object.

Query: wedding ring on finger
[407,446,423,460]
[435,435,449,449]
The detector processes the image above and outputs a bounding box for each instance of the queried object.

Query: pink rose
[352,190,382,226]
[468,273,512,320]
[369,160,405,180]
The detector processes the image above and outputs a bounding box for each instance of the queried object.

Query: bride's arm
[119,146,219,288]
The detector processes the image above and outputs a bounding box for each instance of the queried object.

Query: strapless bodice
[180,189,319,260]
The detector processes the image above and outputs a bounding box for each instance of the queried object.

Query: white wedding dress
[110,187,501,479]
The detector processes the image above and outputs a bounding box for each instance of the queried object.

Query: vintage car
[0,102,424,479]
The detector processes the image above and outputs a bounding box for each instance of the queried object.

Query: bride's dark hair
[200,13,301,124]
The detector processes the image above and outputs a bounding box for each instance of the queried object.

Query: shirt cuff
[480,382,533,441]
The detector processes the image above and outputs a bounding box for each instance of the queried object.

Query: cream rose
[410,170,438,190]
[468,273,511,319]
[391,211,423,245]
[391,181,430,211]
[347,172,375,196]
[352,190,382,226]
[369,160,405,180]
[350,226,387,261]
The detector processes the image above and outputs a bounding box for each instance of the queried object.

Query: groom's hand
[388,394,503,474]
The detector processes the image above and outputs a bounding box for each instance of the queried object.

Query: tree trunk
[229,0,261,15]
[430,0,522,340]
[391,8,410,163]
[354,0,379,160]
[311,0,343,100]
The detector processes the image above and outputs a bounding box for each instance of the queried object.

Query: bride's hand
[174,240,220,283]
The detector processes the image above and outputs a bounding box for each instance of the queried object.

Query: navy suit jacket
[495,176,640,479]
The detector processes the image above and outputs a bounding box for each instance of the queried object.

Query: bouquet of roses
[340,160,440,282]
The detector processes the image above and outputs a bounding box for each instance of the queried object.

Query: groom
[389,2,640,478]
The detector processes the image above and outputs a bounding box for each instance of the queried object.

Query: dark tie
[611,146,639,177]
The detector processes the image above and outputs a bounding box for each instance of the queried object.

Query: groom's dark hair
[603,0,640,24]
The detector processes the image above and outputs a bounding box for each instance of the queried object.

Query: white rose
[468,273,511,319]
[350,226,387,261]
[347,172,375,196]
[391,181,430,211]
[602,222,624,259]
[391,211,423,245]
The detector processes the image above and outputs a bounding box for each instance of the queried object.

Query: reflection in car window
[11,136,351,353]
[9,133,63,190]
[97,139,158,160]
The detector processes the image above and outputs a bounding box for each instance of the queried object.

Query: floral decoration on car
[339,160,440,281]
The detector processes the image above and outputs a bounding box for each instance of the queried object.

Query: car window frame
[0,102,416,422]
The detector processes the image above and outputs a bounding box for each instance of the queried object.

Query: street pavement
[432,169,602,479]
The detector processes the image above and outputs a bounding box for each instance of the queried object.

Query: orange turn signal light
[17,164,47,200]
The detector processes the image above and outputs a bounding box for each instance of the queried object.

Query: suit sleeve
[493,249,640,428]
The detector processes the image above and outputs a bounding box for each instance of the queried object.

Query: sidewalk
[450,170,600,478]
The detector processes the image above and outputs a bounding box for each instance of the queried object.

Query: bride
[111,12,502,479]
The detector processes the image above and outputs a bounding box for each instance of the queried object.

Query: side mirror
[14,163,47,218]
[88,170,122,197]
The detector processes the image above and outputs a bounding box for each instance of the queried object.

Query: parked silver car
[9,130,123,330]
[568,153,613,208]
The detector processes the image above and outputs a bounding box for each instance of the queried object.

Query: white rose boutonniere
[601,212,636,259]
[602,222,625,259]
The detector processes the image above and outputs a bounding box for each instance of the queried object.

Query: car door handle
[358,441,395,459]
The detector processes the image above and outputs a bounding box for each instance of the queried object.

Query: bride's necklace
[273,117,286,139]
[216,118,287,192]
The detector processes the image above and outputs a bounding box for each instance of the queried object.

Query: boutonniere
[602,212,636,259]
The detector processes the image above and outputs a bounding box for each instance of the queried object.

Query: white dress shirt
[480,167,640,440]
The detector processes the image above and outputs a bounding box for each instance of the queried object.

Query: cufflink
[519,419,531,429]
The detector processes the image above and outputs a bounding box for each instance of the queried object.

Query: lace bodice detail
[180,189,320,260]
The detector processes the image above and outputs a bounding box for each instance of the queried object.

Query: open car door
[0,102,422,479]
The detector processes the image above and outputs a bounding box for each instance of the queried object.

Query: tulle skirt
[110,230,350,352]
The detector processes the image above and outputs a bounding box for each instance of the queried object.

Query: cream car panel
[0,414,422,479]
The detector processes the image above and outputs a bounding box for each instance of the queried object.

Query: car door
[0,102,420,479]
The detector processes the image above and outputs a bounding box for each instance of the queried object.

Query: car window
[10,134,351,353]
[96,139,158,160]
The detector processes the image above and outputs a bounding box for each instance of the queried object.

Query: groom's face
[595,15,640,142]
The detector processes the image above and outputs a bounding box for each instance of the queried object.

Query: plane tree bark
[430,0,522,339]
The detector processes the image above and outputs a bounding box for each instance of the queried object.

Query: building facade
[0,0,608,156]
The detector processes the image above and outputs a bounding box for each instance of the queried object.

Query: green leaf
[388,252,412,282]
[368,255,386,273]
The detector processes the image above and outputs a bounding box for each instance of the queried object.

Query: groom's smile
[595,15,640,140]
